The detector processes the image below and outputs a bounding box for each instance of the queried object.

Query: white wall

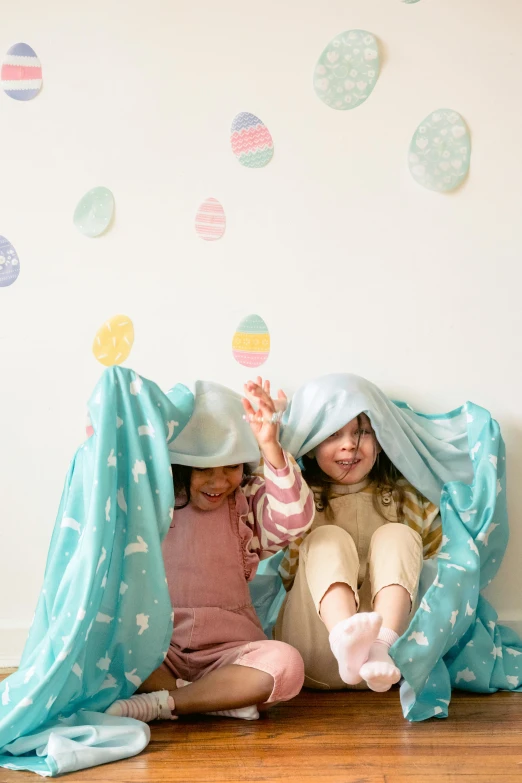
[1,0,521,665]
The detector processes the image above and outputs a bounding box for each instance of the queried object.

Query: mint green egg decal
[313,30,380,111]
[74,187,115,237]
[408,109,471,192]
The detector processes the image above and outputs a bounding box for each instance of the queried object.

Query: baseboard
[1,619,522,668]
[0,628,29,668]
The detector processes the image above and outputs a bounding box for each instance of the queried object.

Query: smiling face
[314,413,380,485]
[189,464,244,511]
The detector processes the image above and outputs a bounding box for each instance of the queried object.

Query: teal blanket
[1,369,520,776]
[0,368,194,775]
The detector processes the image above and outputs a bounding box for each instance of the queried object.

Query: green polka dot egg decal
[408,110,471,192]
[313,30,380,111]
[74,186,115,237]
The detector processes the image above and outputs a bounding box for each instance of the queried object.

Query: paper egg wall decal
[230,112,274,168]
[92,315,134,367]
[232,314,270,368]
[195,198,226,241]
[314,30,380,110]
[74,187,115,237]
[1,43,42,101]
[408,109,471,192]
[0,236,20,288]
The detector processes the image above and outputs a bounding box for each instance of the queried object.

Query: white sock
[105,690,176,721]
[359,627,401,692]
[328,612,382,685]
[176,678,260,721]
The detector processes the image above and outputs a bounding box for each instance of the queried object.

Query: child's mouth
[202,492,223,502]
[336,459,360,469]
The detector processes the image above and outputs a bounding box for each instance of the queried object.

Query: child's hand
[242,377,287,469]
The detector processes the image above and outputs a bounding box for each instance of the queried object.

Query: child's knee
[371,522,422,553]
[272,641,305,701]
[258,641,305,703]
[302,524,354,554]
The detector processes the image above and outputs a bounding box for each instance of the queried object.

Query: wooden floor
[1,686,522,783]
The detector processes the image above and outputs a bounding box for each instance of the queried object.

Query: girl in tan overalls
[275,411,441,693]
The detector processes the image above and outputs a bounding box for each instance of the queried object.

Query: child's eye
[193,467,210,473]
[356,429,373,436]
[225,464,241,471]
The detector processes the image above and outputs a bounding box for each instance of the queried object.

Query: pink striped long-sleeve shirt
[238,453,315,579]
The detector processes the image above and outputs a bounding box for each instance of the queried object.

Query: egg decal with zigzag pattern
[230,112,274,168]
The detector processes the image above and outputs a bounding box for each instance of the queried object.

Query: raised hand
[242,377,287,469]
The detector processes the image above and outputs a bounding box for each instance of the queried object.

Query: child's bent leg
[233,639,304,706]
[118,640,304,721]
[301,526,361,623]
[304,527,382,684]
[360,524,423,692]
[370,523,423,634]
[172,663,274,715]
[276,526,381,687]
[106,660,275,722]
[171,639,303,715]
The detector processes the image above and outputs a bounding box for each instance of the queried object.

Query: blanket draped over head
[1,369,520,776]
[275,373,522,719]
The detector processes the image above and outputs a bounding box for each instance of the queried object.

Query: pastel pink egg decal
[195,197,226,241]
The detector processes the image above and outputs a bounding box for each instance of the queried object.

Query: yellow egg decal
[92,314,134,367]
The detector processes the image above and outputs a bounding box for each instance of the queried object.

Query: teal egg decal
[408,110,471,192]
[313,30,380,111]
[74,187,115,237]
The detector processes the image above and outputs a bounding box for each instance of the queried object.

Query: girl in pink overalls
[107,378,314,722]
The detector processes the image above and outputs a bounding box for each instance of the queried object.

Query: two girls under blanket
[0,370,520,777]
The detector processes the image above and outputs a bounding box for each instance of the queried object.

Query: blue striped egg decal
[314,30,380,110]
[0,236,20,288]
[1,43,42,101]
[408,109,471,192]
[230,112,274,168]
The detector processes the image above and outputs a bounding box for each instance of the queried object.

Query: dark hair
[301,414,405,522]
[171,463,252,510]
